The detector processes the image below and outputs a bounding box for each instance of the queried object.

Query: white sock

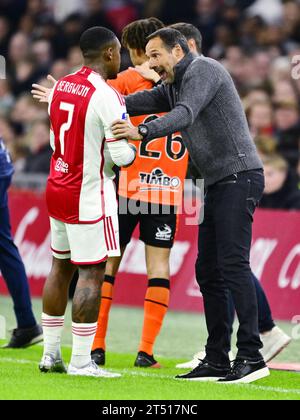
[70,322,97,369]
[41,313,64,358]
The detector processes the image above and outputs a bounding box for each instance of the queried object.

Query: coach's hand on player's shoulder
[111,119,143,141]
[31,75,57,103]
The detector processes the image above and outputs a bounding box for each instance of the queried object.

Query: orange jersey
[108,69,188,206]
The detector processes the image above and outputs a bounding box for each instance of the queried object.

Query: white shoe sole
[176,376,224,382]
[67,368,121,378]
[262,337,292,363]
[220,367,270,384]
[39,363,66,374]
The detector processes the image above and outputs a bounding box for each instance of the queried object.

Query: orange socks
[139,278,170,356]
[92,275,115,351]
[93,276,170,356]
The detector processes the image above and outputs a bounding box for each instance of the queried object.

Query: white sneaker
[176,351,235,369]
[39,354,67,373]
[260,326,292,363]
[67,360,121,378]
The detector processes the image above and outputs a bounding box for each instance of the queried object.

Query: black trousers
[0,176,36,328]
[196,169,265,366]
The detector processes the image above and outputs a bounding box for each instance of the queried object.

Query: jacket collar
[173,52,196,87]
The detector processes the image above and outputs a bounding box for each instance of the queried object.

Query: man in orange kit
[92,18,188,368]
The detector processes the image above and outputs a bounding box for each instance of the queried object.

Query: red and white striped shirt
[47,66,132,224]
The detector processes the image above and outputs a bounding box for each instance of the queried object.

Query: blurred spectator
[243,88,270,109]
[0,117,16,153]
[61,13,84,51]
[8,32,30,69]
[255,135,277,157]
[274,101,300,173]
[104,0,139,36]
[192,0,220,55]
[12,57,46,97]
[248,101,274,137]
[48,0,85,22]
[50,59,70,81]
[261,154,300,210]
[0,16,11,57]
[0,80,15,117]
[83,0,114,32]
[283,0,300,44]
[31,39,53,73]
[270,56,292,84]
[26,0,49,20]
[246,0,283,25]
[67,46,83,72]
[19,14,36,37]
[0,0,27,26]
[252,50,273,85]
[272,80,299,103]
[23,119,52,174]
[10,94,47,134]
[0,0,298,210]
[155,0,196,26]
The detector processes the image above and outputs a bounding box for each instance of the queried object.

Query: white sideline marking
[242,385,300,395]
[1,357,34,365]
[1,358,300,396]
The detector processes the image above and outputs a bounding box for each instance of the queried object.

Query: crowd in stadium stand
[0,0,300,209]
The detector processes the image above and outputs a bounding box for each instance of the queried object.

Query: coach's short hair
[79,26,117,59]
[122,17,164,52]
[147,28,190,55]
[169,23,202,54]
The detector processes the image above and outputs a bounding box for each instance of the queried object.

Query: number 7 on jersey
[59,102,75,155]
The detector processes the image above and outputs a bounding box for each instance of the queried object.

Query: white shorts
[104,214,120,258]
[50,214,120,265]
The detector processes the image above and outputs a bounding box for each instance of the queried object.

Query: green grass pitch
[0,296,299,400]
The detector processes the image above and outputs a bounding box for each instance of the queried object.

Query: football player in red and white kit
[39,27,135,378]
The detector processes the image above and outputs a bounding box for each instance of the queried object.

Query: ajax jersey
[108,69,188,206]
[47,66,126,224]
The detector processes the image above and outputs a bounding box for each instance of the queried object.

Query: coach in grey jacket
[112,28,269,384]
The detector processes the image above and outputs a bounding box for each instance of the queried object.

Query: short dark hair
[79,26,117,60]
[169,23,202,54]
[147,28,190,55]
[122,18,164,52]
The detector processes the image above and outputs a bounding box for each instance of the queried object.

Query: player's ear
[104,47,114,61]
[187,39,196,52]
[173,44,184,59]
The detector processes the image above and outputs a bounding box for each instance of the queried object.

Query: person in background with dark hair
[274,101,300,175]
[112,27,270,384]
[170,22,203,55]
[23,119,52,174]
[0,137,43,348]
[261,154,300,210]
